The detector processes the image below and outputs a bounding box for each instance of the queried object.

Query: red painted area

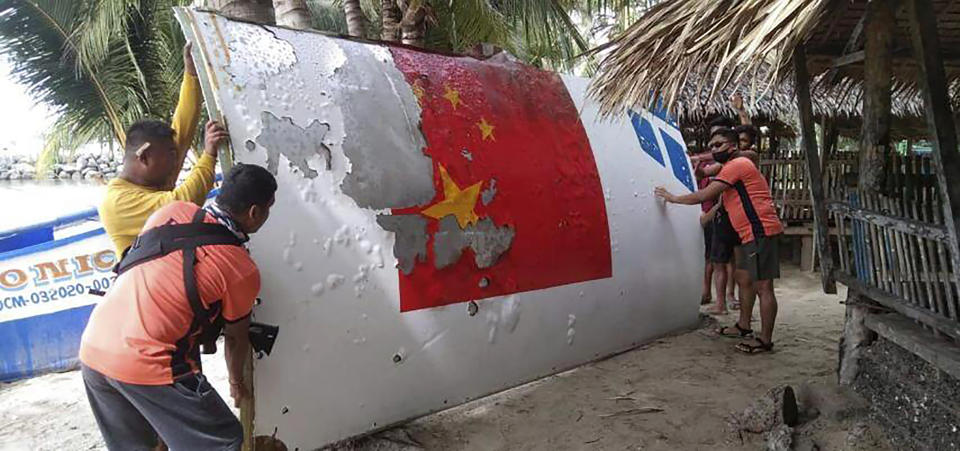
[390,48,611,312]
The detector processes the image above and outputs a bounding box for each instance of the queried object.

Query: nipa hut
[590,0,960,448]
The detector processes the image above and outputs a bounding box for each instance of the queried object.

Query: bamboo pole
[793,46,837,293]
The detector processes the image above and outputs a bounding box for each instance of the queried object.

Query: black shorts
[710,207,739,264]
[737,235,782,281]
[703,223,714,259]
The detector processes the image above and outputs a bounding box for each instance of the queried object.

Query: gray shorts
[736,235,781,281]
[82,364,242,451]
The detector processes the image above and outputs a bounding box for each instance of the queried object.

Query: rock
[76,156,88,170]
[71,172,82,181]
[83,171,102,180]
[764,424,794,451]
[9,171,21,180]
[58,172,72,180]
[731,385,798,434]
[0,171,8,180]
[98,162,110,171]
[13,163,35,175]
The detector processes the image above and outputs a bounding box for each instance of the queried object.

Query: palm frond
[0,0,194,163]
[588,0,833,116]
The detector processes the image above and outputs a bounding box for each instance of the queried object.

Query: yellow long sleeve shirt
[100,73,212,255]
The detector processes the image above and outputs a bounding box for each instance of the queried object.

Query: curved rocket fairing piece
[175,8,702,449]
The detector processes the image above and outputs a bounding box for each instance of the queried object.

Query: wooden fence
[828,153,960,340]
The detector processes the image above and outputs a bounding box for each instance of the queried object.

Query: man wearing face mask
[655,127,783,354]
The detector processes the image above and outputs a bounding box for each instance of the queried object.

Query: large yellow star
[421,165,482,228]
[477,117,495,141]
[442,85,462,109]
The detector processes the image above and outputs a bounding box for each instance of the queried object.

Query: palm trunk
[343,0,368,38]
[400,4,426,47]
[273,0,313,29]
[381,0,401,41]
[207,0,275,24]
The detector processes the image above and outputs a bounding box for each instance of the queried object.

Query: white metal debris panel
[176,8,702,449]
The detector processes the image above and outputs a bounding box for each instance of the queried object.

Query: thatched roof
[590,0,960,118]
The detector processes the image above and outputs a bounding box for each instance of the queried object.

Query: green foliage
[0,0,190,174]
[0,0,657,173]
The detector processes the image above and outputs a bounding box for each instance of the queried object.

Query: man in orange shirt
[80,163,277,450]
[656,128,783,354]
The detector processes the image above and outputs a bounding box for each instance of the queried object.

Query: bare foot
[727,296,740,310]
[704,305,728,316]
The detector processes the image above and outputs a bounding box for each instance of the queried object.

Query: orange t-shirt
[715,157,783,244]
[80,202,260,385]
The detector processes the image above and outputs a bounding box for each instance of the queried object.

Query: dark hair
[708,116,736,129]
[710,127,738,144]
[124,120,175,158]
[734,125,759,147]
[216,163,278,214]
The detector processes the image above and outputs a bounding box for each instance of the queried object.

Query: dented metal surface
[176,8,702,450]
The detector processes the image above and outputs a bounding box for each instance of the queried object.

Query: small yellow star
[421,165,482,228]
[477,117,495,141]
[411,80,425,104]
[442,85,462,109]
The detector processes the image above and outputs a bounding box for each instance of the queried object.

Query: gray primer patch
[376,214,428,275]
[256,111,331,178]
[461,148,473,161]
[464,218,515,268]
[432,216,515,270]
[433,216,467,269]
[481,179,497,206]
[332,41,435,209]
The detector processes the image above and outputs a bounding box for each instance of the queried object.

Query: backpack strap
[113,207,245,372]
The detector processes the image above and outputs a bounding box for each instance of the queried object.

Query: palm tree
[0,0,655,172]
[341,0,367,37]
[206,0,275,23]
[0,0,190,172]
[274,0,313,28]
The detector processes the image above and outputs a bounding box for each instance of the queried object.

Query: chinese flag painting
[388,48,611,312]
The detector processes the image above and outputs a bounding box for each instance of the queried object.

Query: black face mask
[713,149,733,164]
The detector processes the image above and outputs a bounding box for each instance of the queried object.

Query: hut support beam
[794,45,837,294]
[907,0,960,294]
[859,0,896,193]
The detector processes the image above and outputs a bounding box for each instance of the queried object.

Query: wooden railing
[829,187,960,340]
[759,153,856,224]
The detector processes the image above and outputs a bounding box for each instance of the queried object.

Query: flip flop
[736,338,774,354]
[717,322,753,338]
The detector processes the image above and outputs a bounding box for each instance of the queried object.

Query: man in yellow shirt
[99,43,229,256]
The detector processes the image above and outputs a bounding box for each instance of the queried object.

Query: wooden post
[241,351,255,451]
[859,0,896,193]
[907,0,960,298]
[794,45,838,294]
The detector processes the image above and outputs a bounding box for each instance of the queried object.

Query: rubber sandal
[717,323,753,338]
[735,338,774,354]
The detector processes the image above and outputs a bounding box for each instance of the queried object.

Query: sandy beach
[0,265,890,450]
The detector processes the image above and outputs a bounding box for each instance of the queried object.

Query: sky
[0,57,56,156]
